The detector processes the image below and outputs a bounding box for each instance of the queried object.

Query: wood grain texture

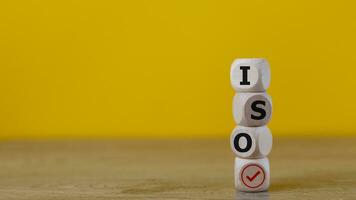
[0,137,355,200]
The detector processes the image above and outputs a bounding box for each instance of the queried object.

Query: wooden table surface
[0,137,355,200]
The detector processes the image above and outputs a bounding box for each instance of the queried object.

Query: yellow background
[0,0,355,139]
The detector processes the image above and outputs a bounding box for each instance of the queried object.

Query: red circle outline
[240,163,266,189]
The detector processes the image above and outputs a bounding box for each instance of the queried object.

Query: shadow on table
[235,191,269,200]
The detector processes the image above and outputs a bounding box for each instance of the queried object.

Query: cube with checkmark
[234,147,270,192]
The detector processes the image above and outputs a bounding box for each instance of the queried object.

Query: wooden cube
[230,126,272,159]
[234,157,270,192]
[233,93,272,127]
[230,58,270,92]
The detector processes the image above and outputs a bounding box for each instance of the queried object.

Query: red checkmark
[246,171,261,182]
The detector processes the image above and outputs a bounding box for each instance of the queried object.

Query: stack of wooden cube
[230,58,273,192]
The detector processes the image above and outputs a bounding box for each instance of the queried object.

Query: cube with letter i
[230,58,270,92]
